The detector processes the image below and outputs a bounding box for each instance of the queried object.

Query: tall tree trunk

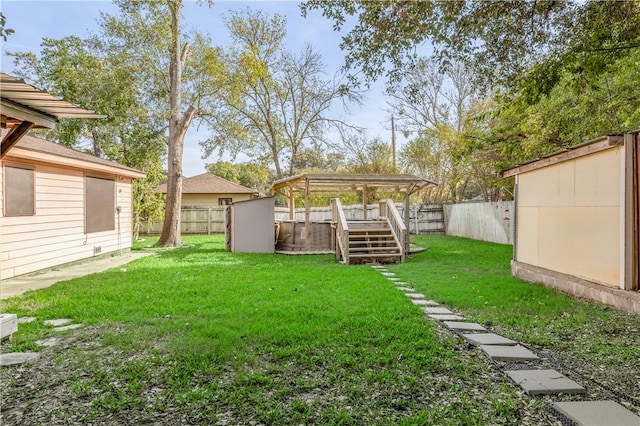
[156,0,196,247]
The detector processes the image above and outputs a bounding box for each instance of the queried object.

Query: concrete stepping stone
[411,299,439,306]
[53,324,82,332]
[18,316,37,324]
[505,369,585,395]
[387,277,402,281]
[0,352,39,366]
[0,314,18,339]
[396,286,415,292]
[370,265,386,269]
[551,400,640,426]
[380,272,395,277]
[462,333,518,346]
[428,314,466,321]
[481,344,539,361]
[394,282,409,285]
[405,293,426,299]
[36,337,62,347]
[443,321,486,331]
[423,307,453,314]
[44,318,73,327]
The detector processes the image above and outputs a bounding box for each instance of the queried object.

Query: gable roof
[158,173,259,194]
[1,130,145,178]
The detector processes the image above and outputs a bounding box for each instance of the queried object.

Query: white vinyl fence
[443,201,514,245]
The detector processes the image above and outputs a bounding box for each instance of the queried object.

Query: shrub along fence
[140,201,512,245]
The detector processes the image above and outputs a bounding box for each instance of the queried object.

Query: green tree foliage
[9,35,166,239]
[199,9,360,179]
[302,0,574,89]
[389,58,497,202]
[305,0,640,187]
[205,161,274,193]
[0,12,14,41]
[487,46,640,166]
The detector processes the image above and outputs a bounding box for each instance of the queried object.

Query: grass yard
[1,235,639,425]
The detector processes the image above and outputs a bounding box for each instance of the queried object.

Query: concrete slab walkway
[0,252,153,299]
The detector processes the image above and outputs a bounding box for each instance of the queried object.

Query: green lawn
[2,235,638,424]
[392,236,640,366]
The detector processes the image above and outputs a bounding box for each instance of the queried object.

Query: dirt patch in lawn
[1,320,638,425]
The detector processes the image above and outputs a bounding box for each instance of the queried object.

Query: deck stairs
[332,198,407,264]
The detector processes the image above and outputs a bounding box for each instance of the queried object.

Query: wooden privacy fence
[274,204,444,235]
[141,204,446,235]
[140,201,512,244]
[443,201,514,245]
[141,206,226,235]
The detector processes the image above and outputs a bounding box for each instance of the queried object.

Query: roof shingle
[2,130,145,177]
[158,173,259,194]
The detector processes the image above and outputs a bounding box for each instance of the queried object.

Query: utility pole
[391,115,397,173]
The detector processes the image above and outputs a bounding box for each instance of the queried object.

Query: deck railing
[379,199,407,262]
[331,198,350,264]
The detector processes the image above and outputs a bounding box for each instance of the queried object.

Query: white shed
[501,132,640,313]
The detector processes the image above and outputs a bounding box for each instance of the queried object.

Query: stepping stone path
[0,352,39,366]
[481,344,539,361]
[404,293,426,299]
[462,333,518,346]
[368,264,640,426]
[1,317,83,367]
[53,324,82,332]
[505,369,586,395]
[443,321,486,331]
[44,318,73,327]
[427,314,466,321]
[551,401,640,426]
[422,307,453,315]
[35,337,62,347]
[411,299,439,306]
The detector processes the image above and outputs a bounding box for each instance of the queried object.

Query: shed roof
[269,173,436,196]
[500,135,626,178]
[158,173,259,195]
[2,130,146,179]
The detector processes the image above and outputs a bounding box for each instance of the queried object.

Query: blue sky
[1,0,400,176]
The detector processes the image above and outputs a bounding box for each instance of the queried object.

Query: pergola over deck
[1,73,104,158]
[269,173,436,251]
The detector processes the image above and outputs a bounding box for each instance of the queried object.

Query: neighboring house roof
[158,173,259,195]
[1,130,146,179]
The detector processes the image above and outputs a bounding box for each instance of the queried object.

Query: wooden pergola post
[362,184,368,220]
[304,177,310,250]
[288,184,295,220]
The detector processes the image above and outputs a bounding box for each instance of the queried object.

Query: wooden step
[349,246,401,253]
[348,253,402,259]
[348,235,394,241]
